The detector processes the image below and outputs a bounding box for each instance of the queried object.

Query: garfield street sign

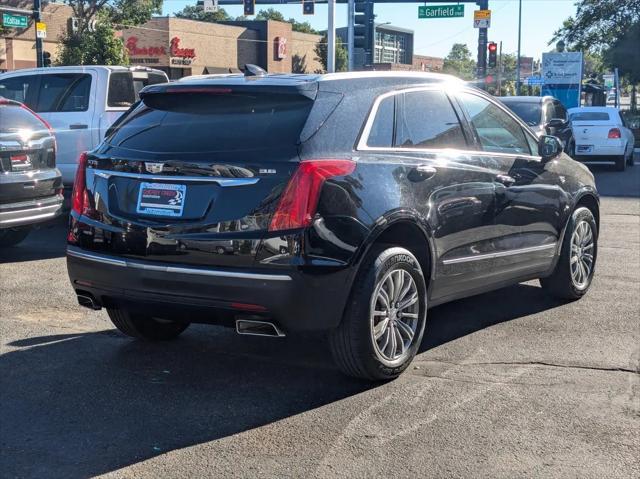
[418,4,465,19]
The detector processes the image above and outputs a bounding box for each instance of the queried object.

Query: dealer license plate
[136,182,186,217]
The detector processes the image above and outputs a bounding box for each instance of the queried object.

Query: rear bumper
[66,246,352,333]
[0,194,64,228]
[575,144,626,157]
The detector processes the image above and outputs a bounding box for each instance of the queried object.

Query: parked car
[0,98,63,247]
[500,96,574,154]
[66,72,600,380]
[568,106,635,171]
[0,66,168,186]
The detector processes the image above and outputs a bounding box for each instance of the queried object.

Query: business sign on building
[275,37,287,60]
[418,5,464,19]
[542,52,583,108]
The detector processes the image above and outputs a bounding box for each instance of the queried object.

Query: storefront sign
[170,57,193,66]
[126,36,166,56]
[130,58,161,65]
[275,37,287,60]
[170,37,196,58]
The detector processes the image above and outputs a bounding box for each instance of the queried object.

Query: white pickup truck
[0,66,168,185]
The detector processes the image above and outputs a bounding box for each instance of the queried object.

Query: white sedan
[568,107,635,171]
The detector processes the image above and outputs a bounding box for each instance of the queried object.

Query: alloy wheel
[570,220,595,290]
[370,269,420,363]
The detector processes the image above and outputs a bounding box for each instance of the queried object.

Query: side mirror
[539,135,563,161]
[546,118,567,129]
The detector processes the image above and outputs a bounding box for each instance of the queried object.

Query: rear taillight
[269,159,356,232]
[608,128,621,139]
[71,152,89,215]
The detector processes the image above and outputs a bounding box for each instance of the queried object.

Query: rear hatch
[75,78,334,267]
[0,101,58,204]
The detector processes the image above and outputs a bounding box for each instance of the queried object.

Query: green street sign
[2,13,29,29]
[419,4,465,19]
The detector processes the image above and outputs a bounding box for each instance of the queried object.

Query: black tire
[107,307,190,341]
[329,246,428,381]
[615,155,626,171]
[0,226,31,248]
[627,150,635,166]
[540,207,598,300]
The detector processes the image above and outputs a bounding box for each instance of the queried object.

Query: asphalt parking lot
[1,158,639,478]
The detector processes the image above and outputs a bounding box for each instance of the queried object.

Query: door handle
[495,174,516,187]
[408,165,437,182]
[69,124,88,130]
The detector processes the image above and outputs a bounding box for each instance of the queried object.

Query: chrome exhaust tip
[236,319,285,337]
[77,294,101,310]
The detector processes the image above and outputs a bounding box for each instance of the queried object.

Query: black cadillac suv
[1,98,63,247]
[67,72,599,380]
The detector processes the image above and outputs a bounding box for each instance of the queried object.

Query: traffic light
[43,51,51,67]
[243,0,255,16]
[354,0,374,65]
[488,42,498,68]
[303,0,314,15]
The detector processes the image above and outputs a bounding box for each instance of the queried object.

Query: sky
[161,0,578,61]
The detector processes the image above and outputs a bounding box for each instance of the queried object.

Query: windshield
[502,102,541,127]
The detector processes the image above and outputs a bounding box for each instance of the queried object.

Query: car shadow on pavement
[0,282,567,478]
[0,216,68,263]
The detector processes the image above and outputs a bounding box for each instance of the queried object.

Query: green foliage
[442,43,476,81]
[57,13,128,65]
[57,1,159,65]
[551,0,640,82]
[175,5,232,22]
[255,9,319,33]
[314,34,348,73]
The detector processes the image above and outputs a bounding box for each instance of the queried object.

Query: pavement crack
[426,359,640,375]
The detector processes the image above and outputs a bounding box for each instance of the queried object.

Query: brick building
[1,2,322,76]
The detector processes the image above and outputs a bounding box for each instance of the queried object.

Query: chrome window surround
[356,86,543,162]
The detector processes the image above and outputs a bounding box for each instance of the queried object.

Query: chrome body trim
[67,247,293,281]
[91,169,259,186]
[442,243,557,265]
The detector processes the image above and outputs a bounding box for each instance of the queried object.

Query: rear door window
[36,74,92,112]
[108,72,136,108]
[0,75,39,109]
[458,92,531,155]
[366,95,395,148]
[395,90,467,149]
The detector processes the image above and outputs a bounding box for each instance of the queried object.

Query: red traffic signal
[488,42,498,68]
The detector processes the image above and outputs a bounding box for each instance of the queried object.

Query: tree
[57,1,161,65]
[57,11,128,65]
[255,8,319,33]
[314,34,348,73]
[175,5,232,22]
[442,43,476,81]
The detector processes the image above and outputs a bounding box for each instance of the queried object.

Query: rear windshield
[502,101,541,126]
[105,93,313,153]
[569,112,611,122]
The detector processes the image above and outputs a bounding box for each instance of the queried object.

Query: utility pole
[516,0,522,94]
[327,0,336,72]
[33,0,43,68]
[347,0,355,71]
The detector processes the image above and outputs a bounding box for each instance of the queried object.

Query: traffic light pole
[476,0,488,81]
[347,0,355,71]
[33,0,43,68]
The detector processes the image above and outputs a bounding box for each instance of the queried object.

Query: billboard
[541,52,583,108]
